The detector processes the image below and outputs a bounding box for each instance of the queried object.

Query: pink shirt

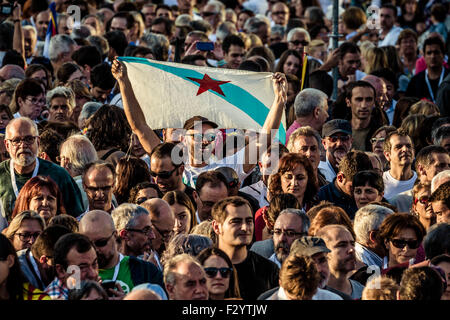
[286,120,302,144]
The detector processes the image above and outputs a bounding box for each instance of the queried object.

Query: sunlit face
[291,136,320,169]
[203,255,230,297]
[353,183,383,208]
[171,203,192,235]
[280,164,308,203]
[29,186,58,223]
[384,134,414,168]
[283,54,301,76]
[168,261,208,300]
[412,188,435,225]
[214,204,254,248]
[432,201,450,224]
[385,228,419,267]
[12,218,43,251]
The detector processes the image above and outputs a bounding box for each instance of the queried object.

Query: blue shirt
[318,179,358,220]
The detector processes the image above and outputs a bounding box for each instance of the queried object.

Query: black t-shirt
[234,251,279,300]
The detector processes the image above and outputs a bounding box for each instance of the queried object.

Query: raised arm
[111,58,161,154]
[12,3,25,66]
[243,72,287,173]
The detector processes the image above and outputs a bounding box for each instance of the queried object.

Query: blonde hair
[364,47,388,74]
[4,210,45,241]
[409,100,440,116]
[362,276,399,300]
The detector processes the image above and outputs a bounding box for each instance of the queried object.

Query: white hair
[207,0,226,22]
[277,208,310,234]
[60,134,98,176]
[49,34,76,62]
[354,204,393,245]
[111,203,149,232]
[431,170,450,193]
[46,86,76,110]
[287,27,311,43]
[294,88,328,118]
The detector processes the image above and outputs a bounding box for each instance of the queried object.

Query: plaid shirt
[45,277,69,300]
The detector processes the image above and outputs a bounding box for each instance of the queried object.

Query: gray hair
[139,32,170,61]
[287,126,322,153]
[294,88,327,118]
[431,170,450,193]
[206,0,226,22]
[161,233,213,267]
[111,203,150,232]
[216,21,238,42]
[46,86,76,110]
[287,27,311,43]
[79,101,102,126]
[354,204,393,245]
[243,16,269,34]
[5,117,39,140]
[87,35,109,57]
[60,134,98,176]
[49,34,76,62]
[163,253,204,287]
[432,125,450,146]
[271,25,285,37]
[277,208,310,234]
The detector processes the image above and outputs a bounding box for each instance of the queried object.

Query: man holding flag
[111,57,287,188]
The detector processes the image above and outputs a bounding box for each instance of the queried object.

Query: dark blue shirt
[318,178,358,220]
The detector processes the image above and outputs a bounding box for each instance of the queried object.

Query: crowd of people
[0,0,449,302]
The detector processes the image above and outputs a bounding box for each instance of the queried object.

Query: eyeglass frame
[204,267,233,278]
[93,231,115,247]
[270,229,306,238]
[126,226,154,237]
[389,238,420,249]
[152,223,173,240]
[15,231,41,242]
[149,165,180,179]
[6,135,39,147]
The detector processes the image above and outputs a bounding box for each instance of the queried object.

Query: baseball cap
[321,119,352,138]
[290,236,331,257]
[215,166,239,188]
[183,116,218,131]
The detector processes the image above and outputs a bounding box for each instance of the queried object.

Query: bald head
[124,289,162,300]
[0,65,25,82]
[79,210,116,233]
[362,75,388,109]
[5,117,39,140]
[141,198,174,220]
[316,224,353,243]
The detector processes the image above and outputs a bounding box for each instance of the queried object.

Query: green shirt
[99,256,134,294]
[0,159,84,223]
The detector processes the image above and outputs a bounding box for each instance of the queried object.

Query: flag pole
[331,0,339,101]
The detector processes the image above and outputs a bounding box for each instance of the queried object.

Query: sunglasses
[227,179,239,188]
[414,196,429,205]
[390,239,420,249]
[204,267,233,278]
[290,40,309,46]
[93,232,115,247]
[328,135,350,143]
[149,166,178,179]
[370,137,385,144]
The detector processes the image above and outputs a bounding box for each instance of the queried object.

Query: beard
[275,242,290,264]
[12,151,37,167]
[96,251,115,269]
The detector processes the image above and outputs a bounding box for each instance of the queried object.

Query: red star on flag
[187,74,231,96]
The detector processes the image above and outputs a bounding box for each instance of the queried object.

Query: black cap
[321,119,352,138]
[290,236,331,257]
[215,167,239,188]
[183,116,218,131]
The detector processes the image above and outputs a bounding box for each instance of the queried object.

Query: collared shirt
[355,242,383,269]
[385,99,397,125]
[318,179,358,219]
[45,277,69,300]
[286,120,302,144]
[268,253,281,268]
[318,157,336,183]
[240,180,269,209]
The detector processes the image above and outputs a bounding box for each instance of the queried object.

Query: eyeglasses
[414,196,430,206]
[93,232,115,247]
[204,267,233,278]
[370,137,385,144]
[136,197,153,205]
[201,11,217,17]
[16,232,41,242]
[290,40,309,46]
[126,226,154,237]
[187,133,216,142]
[198,197,216,208]
[149,166,178,179]
[6,135,39,147]
[84,185,114,193]
[50,104,69,111]
[153,224,173,240]
[26,97,46,105]
[272,11,288,15]
[271,229,305,238]
[328,135,351,143]
[390,238,420,249]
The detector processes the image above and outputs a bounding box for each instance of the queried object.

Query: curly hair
[113,156,151,205]
[265,193,301,231]
[128,182,163,204]
[268,153,319,208]
[86,104,132,152]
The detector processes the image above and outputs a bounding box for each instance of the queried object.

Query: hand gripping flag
[117,57,287,143]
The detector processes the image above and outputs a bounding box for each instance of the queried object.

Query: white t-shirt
[240,180,269,208]
[183,147,250,188]
[383,170,417,200]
